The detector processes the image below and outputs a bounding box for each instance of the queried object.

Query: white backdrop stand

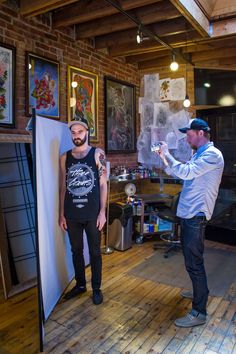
[101,162,114,255]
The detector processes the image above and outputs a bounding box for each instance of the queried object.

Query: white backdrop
[36,116,89,320]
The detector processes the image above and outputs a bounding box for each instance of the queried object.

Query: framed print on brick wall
[105,76,136,153]
[68,65,98,142]
[0,42,16,128]
[26,53,60,119]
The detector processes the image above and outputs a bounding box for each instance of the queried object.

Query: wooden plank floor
[44,240,236,354]
[0,285,39,354]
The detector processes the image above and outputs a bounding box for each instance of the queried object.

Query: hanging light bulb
[183,94,191,108]
[170,54,179,71]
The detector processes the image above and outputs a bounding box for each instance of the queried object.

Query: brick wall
[0,1,140,167]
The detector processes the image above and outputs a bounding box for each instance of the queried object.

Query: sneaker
[64,285,87,300]
[92,289,103,305]
[180,290,193,299]
[174,310,206,327]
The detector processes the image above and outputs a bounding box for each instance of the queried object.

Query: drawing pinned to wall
[166,131,178,149]
[172,137,192,162]
[170,78,186,100]
[170,109,192,139]
[141,100,154,128]
[137,129,163,168]
[154,102,170,128]
[139,97,148,114]
[159,78,171,101]
[151,127,169,145]
[144,74,160,102]
[138,73,192,169]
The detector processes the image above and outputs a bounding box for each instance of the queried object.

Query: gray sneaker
[180,290,193,299]
[174,310,206,327]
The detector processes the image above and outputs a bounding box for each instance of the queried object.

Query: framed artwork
[105,76,136,153]
[68,66,98,142]
[26,53,60,118]
[0,43,16,128]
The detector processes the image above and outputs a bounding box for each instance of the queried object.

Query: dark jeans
[180,215,209,315]
[66,219,102,290]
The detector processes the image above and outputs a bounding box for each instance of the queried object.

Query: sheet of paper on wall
[166,131,178,149]
[159,78,171,101]
[170,110,192,140]
[144,74,160,102]
[137,129,164,168]
[154,102,170,128]
[141,100,154,128]
[151,127,169,145]
[138,97,143,114]
[170,78,186,100]
[173,137,192,162]
[139,97,150,114]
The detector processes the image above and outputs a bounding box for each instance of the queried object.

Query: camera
[151,142,162,152]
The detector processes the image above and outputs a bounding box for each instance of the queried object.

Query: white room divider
[36,115,89,320]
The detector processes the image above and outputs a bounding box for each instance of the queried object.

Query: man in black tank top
[59,117,107,305]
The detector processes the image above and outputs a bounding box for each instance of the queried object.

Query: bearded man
[59,117,107,305]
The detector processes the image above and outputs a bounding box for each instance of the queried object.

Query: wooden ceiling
[19,0,236,71]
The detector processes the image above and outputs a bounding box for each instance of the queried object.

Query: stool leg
[153,223,181,257]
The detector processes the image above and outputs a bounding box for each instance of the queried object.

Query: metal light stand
[101,177,114,254]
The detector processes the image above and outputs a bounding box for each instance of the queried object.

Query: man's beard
[73,134,87,147]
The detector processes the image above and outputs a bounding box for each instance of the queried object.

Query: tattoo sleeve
[98,152,107,178]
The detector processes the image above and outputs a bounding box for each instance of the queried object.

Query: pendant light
[170,53,179,71]
[183,29,191,108]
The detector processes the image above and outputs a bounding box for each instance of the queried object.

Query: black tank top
[64,147,100,221]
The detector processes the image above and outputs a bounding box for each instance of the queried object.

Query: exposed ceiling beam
[126,34,236,64]
[170,0,210,37]
[76,2,181,39]
[194,60,236,69]
[211,18,236,37]
[20,0,78,17]
[126,50,172,64]
[195,0,215,18]
[109,31,201,57]
[182,33,236,53]
[52,0,161,28]
[95,17,189,49]
[211,0,236,19]
[191,46,236,61]
[218,56,236,66]
[138,55,188,70]
[103,0,194,65]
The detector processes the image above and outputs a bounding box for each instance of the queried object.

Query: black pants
[66,219,102,290]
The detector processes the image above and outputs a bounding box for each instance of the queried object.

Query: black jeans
[180,215,209,315]
[66,219,102,290]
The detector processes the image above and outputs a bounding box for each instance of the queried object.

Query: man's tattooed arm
[98,152,107,178]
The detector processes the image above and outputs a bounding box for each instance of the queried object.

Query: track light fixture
[136,25,143,44]
[170,53,179,71]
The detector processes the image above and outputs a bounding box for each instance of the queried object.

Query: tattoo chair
[153,193,181,258]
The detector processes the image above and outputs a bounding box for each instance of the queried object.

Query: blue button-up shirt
[165,142,224,220]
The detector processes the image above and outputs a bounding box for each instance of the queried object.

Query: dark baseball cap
[68,116,89,130]
[179,118,210,133]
